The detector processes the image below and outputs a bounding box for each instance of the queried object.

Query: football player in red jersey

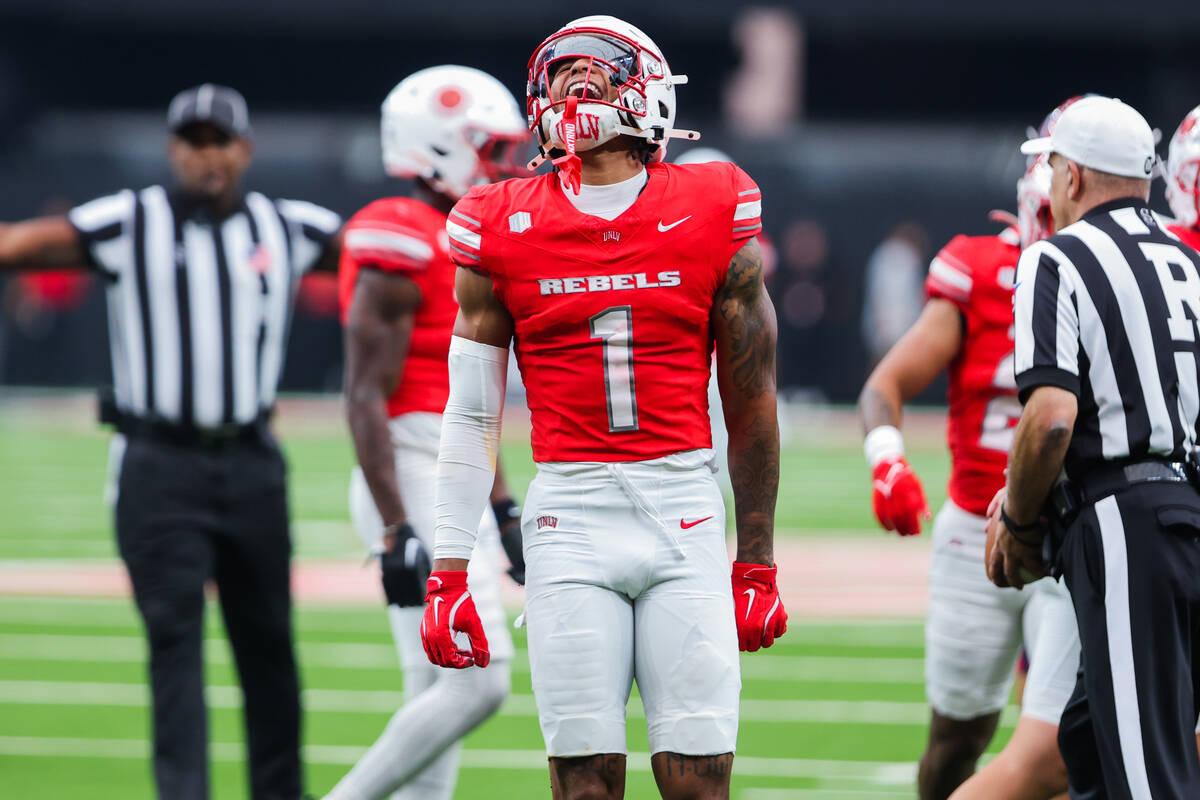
[1167,104,1200,253]
[419,15,785,800]
[322,66,530,800]
[859,101,1092,800]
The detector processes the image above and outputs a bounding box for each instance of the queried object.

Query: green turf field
[0,397,1019,799]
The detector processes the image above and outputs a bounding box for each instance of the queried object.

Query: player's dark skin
[344,180,516,552]
[0,121,341,273]
[431,48,780,799]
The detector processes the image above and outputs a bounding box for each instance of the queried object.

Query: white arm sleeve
[434,336,509,561]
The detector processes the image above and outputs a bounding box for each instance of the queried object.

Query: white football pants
[324,413,512,800]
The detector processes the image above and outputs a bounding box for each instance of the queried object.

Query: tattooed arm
[857,298,962,432]
[712,238,779,566]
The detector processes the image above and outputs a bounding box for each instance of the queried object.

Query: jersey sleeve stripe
[737,188,761,197]
[449,208,482,229]
[448,243,481,262]
[929,257,973,292]
[345,229,434,264]
[733,223,761,233]
[446,220,481,251]
[734,200,762,221]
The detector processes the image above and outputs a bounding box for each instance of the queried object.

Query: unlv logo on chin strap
[553,95,583,195]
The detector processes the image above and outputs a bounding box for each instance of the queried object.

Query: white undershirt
[560,168,648,221]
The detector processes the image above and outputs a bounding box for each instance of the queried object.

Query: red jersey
[338,197,458,418]
[1169,222,1200,252]
[925,226,1021,516]
[446,161,762,463]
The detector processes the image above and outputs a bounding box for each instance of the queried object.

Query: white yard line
[0,679,1016,726]
[0,735,916,784]
[0,633,925,683]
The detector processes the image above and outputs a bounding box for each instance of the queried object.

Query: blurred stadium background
[2,1,1200,797]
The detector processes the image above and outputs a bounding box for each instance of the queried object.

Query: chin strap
[551,95,583,195]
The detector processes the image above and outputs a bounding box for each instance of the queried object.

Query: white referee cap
[1021,96,1157,179]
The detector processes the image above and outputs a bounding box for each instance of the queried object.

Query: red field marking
[0,536,932,617]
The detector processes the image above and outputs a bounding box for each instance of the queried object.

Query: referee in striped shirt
[986,96,1200,797]
[0,85,342,800]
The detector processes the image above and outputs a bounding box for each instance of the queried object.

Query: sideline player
[858,103,1087,800]
[1167,104,1200,252]
[419,16,787,800]
[322,66,530,800]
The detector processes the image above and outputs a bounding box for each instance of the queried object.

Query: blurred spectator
[860,221,928,367]
[723,7,804,136]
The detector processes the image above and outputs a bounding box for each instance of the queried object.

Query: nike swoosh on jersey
[680,516,714,529]
[657,215,692,232]
[742,588,756,619]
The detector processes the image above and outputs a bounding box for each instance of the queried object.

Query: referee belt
[1050,458,1196,522]
[109,410,269,449]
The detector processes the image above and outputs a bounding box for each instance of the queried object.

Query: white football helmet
[1016,155,1054,249]
[526,15,699,165]
[1015,95,1095,248]
[381,65,529,200]
[1166,105,1200,229]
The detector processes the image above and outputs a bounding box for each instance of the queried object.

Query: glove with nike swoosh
[420,570,490,669]
[732,562,787,652]
[865,425,930,537]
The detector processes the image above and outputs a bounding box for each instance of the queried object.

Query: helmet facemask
[1167,108,1200,229]
[526,22,699,192]
[1017,155,1055,249]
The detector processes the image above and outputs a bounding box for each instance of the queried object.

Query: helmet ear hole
[659,101,669,119]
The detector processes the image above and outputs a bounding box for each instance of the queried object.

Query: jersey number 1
[589,306,639,432]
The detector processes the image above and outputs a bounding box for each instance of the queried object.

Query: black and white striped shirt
[67,185,341,429]
[1014,197,1200,479]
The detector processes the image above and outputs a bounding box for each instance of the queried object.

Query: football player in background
[322,66,530,800]
[419,15,786,800]
[1167,104,1200,252]
[858,101,1090,800]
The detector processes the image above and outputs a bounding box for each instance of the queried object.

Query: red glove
[732,562,788,652]
[872,456,931,537]
[420,571,490,669]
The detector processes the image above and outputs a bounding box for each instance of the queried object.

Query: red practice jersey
[446,161,762,463]
[338,197,458,418]
[1169,222,1200,252]
[925,226,1021,516]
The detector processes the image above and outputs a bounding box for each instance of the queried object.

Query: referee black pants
[1056,482,1200,799]
[115,432,301,800]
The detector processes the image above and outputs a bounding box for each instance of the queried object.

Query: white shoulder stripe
[734,200,762,221]
[737,188,760,197]
[345,229,434,263]
[449,208,482,228]
[446,220,481,251]
[929,257,973,293]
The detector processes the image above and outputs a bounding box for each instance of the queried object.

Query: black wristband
[492,498,520,526]
[1000,505,1043,545]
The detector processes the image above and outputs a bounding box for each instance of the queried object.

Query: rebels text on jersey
[338,197,458,418]
[925,227,1021,516]
[446,161,762,462]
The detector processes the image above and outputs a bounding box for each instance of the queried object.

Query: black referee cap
[167,84,252,138]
